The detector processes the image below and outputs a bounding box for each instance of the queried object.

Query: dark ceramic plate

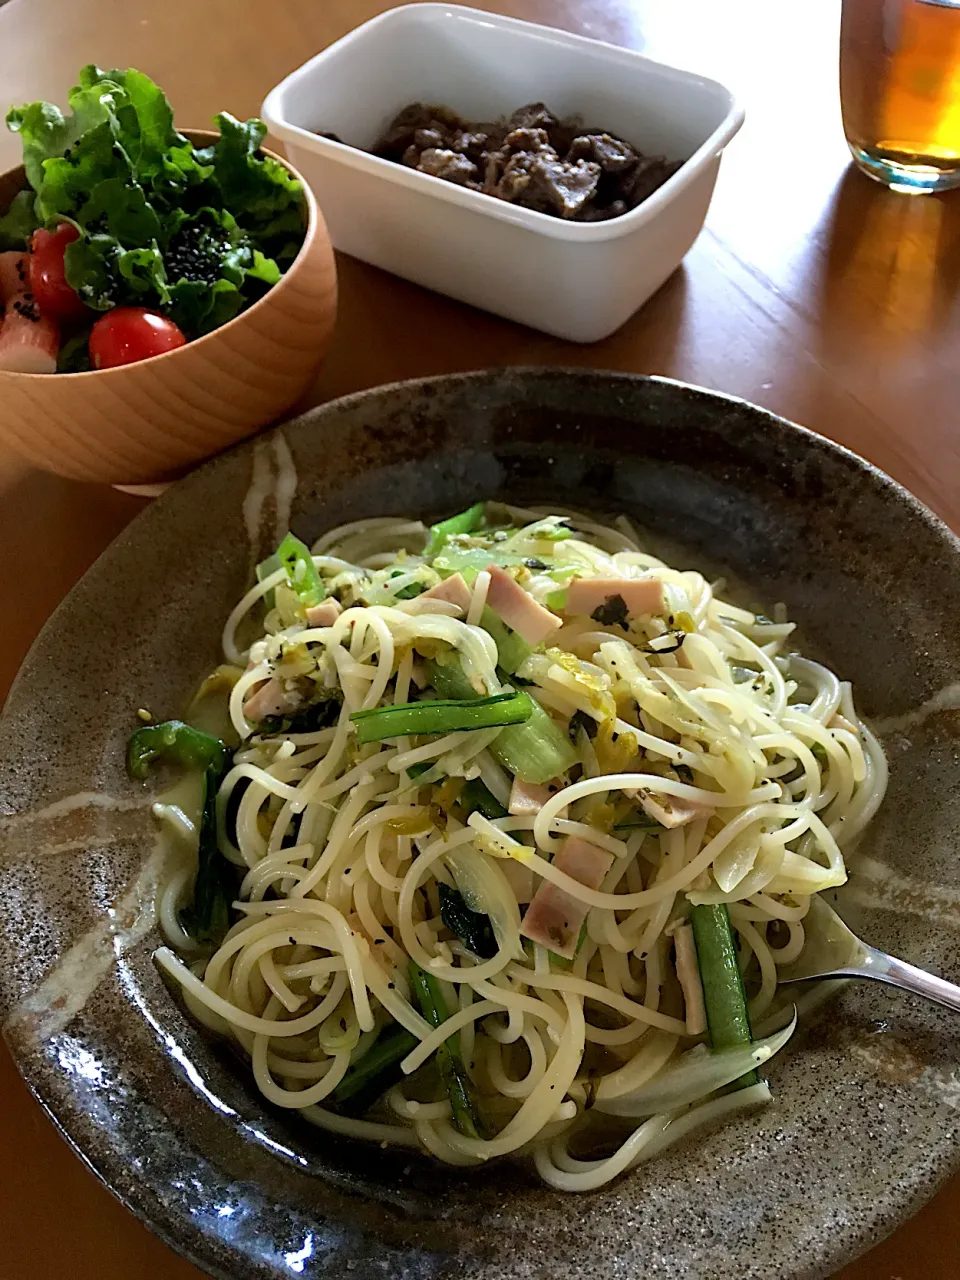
[2,370,960,1280]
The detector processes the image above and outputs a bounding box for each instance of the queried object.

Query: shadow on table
[812,161,960,346]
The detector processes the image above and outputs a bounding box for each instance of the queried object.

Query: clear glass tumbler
[840,0,960,192]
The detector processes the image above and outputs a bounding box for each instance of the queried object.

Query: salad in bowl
[0,65,306,373]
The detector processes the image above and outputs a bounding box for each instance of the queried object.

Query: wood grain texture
[0,136,337,484]
[0,1,958,1278]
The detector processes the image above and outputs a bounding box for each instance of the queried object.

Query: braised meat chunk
[348,100,682,222]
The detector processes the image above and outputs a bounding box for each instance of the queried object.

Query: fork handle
[856,947,960,1014]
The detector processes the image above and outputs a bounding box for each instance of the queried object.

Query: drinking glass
[840,0,960,192]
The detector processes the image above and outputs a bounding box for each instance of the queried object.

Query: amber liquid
[840,0,960,185]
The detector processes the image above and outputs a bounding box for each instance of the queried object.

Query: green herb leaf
[439,883,498,959]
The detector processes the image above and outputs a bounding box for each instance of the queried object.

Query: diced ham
[420,572,471,615]
[305,598,342,627]
[0,292,59,373]
[565,575,664,622]
[508,777,560,816]
[670,920,707,1036]
[637,788,711,829]
[484,563,561,646]
[520,835,614,958]
[244,677,302,723]
[0,251,28,302]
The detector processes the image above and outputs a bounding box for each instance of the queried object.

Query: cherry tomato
[29,223,90,323]
[89,307,187,369]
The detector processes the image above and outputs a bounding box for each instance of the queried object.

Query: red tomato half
[89,308,187,369]
[29,223,90,323]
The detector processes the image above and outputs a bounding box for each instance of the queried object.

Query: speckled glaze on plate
[1,369,959,1280]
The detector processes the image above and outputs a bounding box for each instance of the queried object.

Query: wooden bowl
[0,131,337,485]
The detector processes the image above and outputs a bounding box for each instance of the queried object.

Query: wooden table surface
[1,0,958,1275]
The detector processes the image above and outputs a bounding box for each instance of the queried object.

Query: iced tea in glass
[840,0,960,192]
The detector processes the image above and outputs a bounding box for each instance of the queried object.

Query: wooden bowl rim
[0,127,321,381]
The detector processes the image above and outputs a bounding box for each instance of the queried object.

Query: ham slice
[0,252,28,302]
[637,788,711,829]
[420,572,471,615]
[565,576,664,622]
[508,777,559,816]
[520,835,613,958]
[244,677,302,723]
[0,292,58,373]
[484,564,560,646]
[305,598,342,627]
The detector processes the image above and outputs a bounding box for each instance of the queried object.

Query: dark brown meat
[579,198,629,222]
[502,126,554,156]
[495,153,536,202]
[359,100,683,222]
[567,132,638,173]
[497,153,602,218]
[375,103,464,160]
[414,128,446,151]
[623,155,683,207]
[417,148,479,185]
[452,129,493,159]
[508,102,559,133]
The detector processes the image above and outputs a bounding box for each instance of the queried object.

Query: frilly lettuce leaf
[0,189,39,250]
[2,65,304,337]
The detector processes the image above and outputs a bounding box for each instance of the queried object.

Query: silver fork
[777,895,960,1013]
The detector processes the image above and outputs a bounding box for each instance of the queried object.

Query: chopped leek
[426,502,487,556]
[277,532,326,607]
[480,606,533,674]
[255,550,283,609]
[408,962,484,1138]
[430,545,528,583]
[426,658,577,784]
[594,1011,797,1118]
[350,690,533,744]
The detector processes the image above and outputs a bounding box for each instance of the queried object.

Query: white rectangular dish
[262,5,743,343]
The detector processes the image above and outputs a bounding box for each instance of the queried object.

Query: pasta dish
[129,503,887,1190]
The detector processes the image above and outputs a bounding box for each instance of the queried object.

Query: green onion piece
[430,545,529,584]
[426,502,487,556]
[277,532,326,607]
[351,690,533,744]
[126,719,230,780]
[329,1025,419,1117]
[613,814,666,833]
[689,903,757,1087]
[425,658,577,784]
[406,761,434,781]
[256,550,283,609]
[408,962,484,1138]
[480,606,533,674]
[458,777,508,820]
[488,699,578,785]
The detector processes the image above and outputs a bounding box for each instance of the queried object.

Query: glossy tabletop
[0,0,958,1276]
